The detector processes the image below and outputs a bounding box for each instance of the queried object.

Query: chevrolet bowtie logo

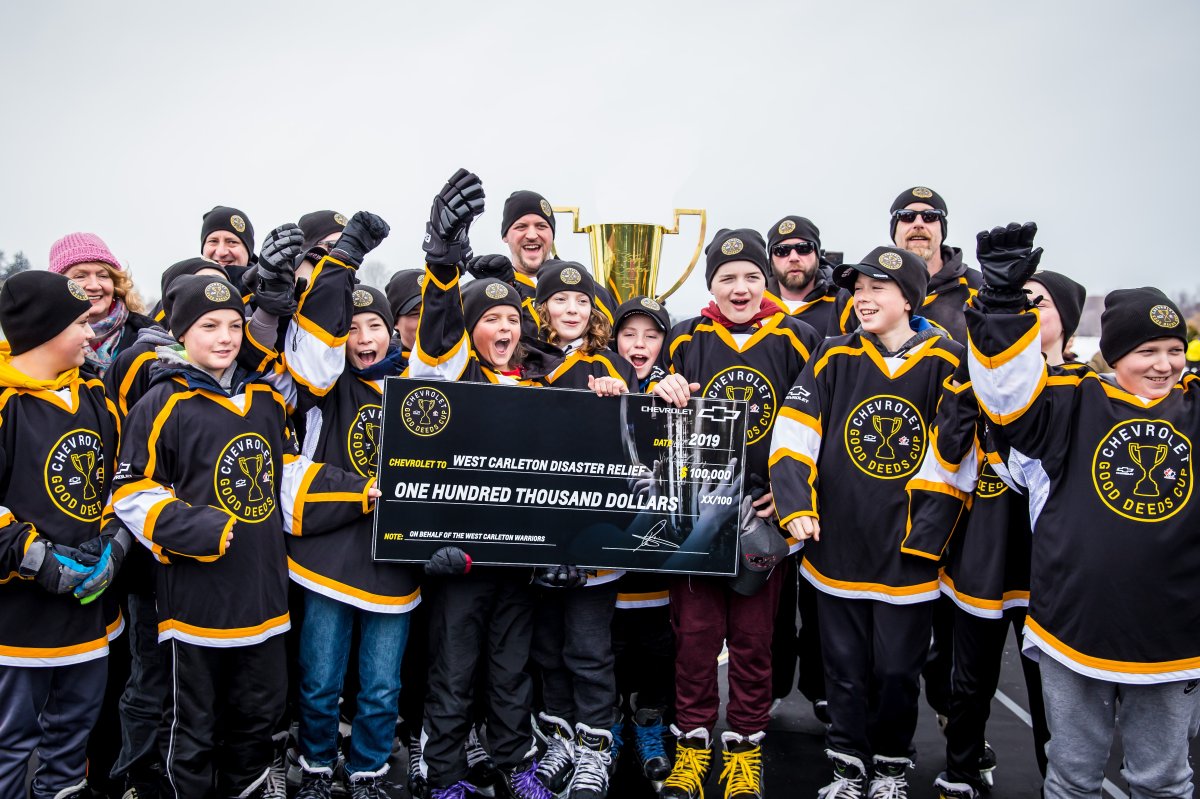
[699,406,741,423]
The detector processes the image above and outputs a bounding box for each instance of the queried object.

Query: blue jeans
[297,590,411,775]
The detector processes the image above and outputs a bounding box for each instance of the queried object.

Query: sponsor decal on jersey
[400,386,451,437]
[1092,419,1192,522]
[214,433,276,523]
[704,366,776,444]
[347,403,384,477]
[976,462,1009,498]
[45,428,105,521]
[844,394,926,479]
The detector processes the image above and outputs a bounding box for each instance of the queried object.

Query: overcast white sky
[1,0,1197,313]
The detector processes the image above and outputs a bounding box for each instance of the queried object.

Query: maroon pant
[669,563,787,735]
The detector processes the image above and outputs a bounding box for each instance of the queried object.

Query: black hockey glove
[330,211,391,268]
[74,522,132,604]
[975,222,1043,313]
[425,546,472,576]
[258,223,304,294]
[19,535,99,595]
[534,564,586,589]
[466,254,515,283]
[423,168,485,267]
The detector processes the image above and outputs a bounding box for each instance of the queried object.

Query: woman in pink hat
[48,233,153,376]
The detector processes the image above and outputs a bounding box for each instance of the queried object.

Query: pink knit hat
[48,232,124,275]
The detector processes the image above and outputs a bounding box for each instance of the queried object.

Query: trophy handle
[550,206,589,259]
[654,209,707,302]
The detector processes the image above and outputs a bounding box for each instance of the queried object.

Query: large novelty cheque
[372,378,747,575]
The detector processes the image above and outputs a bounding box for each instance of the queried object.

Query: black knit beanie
[501,191,556,238]
[535,260,597,305]
[385,269,424,320]
[889,186,948,241]
[160,257,227,299]
[613,295,671,334]
[298,210,349,252]
[462,278,523,335]
[705,228,769,287]
[1027,270,1086,343]
[201,205,255,256]
[833,246,930,315]
[351,285,393,328]
[0,272,93,356]
[767,216,821,252]
[166,275,245,338]
[1099,287,1187,365]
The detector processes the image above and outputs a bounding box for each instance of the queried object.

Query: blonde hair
[104,262,146,314]
[536,302,611,355]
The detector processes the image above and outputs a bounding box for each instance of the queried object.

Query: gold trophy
[873,417,902,461]
[1129,443,1167,497]
[238,455,265,502]
[552,207,707,304]
[71,451,98,501]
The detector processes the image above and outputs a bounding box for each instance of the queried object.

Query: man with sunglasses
[764,215,851,337]
[889,187,981,342]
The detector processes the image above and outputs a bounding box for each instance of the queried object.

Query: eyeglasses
[892,209,946,224]
[771,242,816,258]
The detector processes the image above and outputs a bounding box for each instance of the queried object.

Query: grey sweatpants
[1040,654,1199,799]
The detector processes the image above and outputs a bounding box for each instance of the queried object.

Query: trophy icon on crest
[873,417,902,461]
[238,455,266,502]
[365,423,379,450]
[725,387,753,403]
[552,207,707,304]
[1129,443,1168,497]
[70,451,98,501]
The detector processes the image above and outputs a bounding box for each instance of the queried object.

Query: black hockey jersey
[113,357,374,647]
[967,305,1200,682]
[0,350,121,666]
[664,307,821,552]
[770,330,967,602]
[284,256,421,613]
[765,265,851,338]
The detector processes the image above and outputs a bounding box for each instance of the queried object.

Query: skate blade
[979,766,995,788]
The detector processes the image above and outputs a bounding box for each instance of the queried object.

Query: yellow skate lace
[662,744,712,793]
[720,745,763,798]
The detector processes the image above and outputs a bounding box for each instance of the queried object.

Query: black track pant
[945,606,1048,787]
[796,574,826,704]
[817,593,934,764]
[160,636,286,799]
[421,572,536,788]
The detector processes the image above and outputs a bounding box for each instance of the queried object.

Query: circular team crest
[1149,304,1180,329]
[844,395,926,479]
[401,386,451,437]
[912,187,934,199]
[214,433,276,523]
[334,212,349,226]
[67,280,88,302]
[346,404,384,477]
[704,367,776,444]
[204,282,232,302]
[230,214,247,233]
[45,429,105,522]
[560,267,583,285]
[1091,419,1192,522]
[640,297,661,311]
[485,283,509,300]
[352,289,373,308]
[539,199,554,217]
[976,463,1009,499]
[721,238,744,256]
[777,219,796,235]
[878,252,904,271]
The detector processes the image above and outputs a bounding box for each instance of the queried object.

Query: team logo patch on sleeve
[844,395,926,479]
[1092,419,1192,522]
[704,367,776,444]
[400,386,451,437]
[347,404,384,477]
[45,429,105,521]
[214,434,276,523]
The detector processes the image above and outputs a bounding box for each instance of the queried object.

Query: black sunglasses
[771,242,816,258]
[893,209,946,224]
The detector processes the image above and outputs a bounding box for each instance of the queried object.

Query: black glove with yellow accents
[975,222,1043,313]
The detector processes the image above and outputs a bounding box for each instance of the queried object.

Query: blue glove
[74,524,132,604]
